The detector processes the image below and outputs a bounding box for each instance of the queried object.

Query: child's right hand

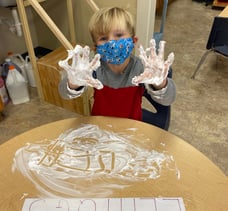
[58,45,103,90]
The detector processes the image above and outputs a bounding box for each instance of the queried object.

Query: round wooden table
[0,116,227,210]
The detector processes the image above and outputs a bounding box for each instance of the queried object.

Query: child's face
[95,28,131,46]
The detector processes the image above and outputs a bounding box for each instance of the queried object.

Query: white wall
[0,6,38,63]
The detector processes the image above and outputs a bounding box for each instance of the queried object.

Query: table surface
[219,5,228,17]
[0,116,227,211]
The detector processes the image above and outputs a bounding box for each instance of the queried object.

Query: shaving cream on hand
[59,45,103,90]
[132,39,174,86]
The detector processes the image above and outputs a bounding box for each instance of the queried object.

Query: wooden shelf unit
[213,0,228,8]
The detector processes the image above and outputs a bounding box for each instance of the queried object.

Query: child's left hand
[132,39,174,88]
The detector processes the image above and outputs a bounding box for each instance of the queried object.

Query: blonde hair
[88,7,135,43]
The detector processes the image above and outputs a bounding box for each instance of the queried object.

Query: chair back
[191,16,228,79]
[142,68,172,130]
[206,16,228,50]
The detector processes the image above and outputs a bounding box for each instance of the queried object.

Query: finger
[165,52,175,66]
[59,49,73,69]
[150,39,157,60]
[82,46,90,62]
[61,50,73,65]
[132,76,140,85]
[132,71,151,85]
[138,45,146,58]
[74,45,83,53]
[139,54,147,66]
[58,60,66,69]
[90,54,101,70]
[86,77,103,89]
[74,45,83,63]
[138,45,148,66]
[58,57,72,70]
[158,40,166,61]
[162,52,174,79]
[161,63,169,79]
[67,49,74,60]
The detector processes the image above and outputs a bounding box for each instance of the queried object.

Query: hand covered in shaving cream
[132,39,174,87]
[58,45,103,90]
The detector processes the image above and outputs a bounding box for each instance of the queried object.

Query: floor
[0,0,228,176]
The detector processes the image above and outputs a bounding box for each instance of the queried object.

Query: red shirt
[92,85,145,121]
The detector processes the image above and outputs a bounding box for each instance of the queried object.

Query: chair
[142,68,172,131]
[142,0,170,130]
[191,16,228,79]
[153,0,169,48]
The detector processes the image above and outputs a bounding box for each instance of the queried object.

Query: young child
[58,7,176,123]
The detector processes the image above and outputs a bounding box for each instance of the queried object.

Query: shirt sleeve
[145,78,176,106]
[58,74,85,99]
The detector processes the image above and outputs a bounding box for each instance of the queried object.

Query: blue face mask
[96,37,134,64]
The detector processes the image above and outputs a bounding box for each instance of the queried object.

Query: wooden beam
[86,0,99,12]
[67,0,76,43]
[23,0,46,7]
[16,0,44,100]
[28,0,73,50]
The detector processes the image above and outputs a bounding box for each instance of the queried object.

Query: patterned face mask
[96,38,134,64]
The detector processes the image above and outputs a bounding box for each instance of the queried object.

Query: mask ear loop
[131,36,138,55]
[132,36,138,44]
